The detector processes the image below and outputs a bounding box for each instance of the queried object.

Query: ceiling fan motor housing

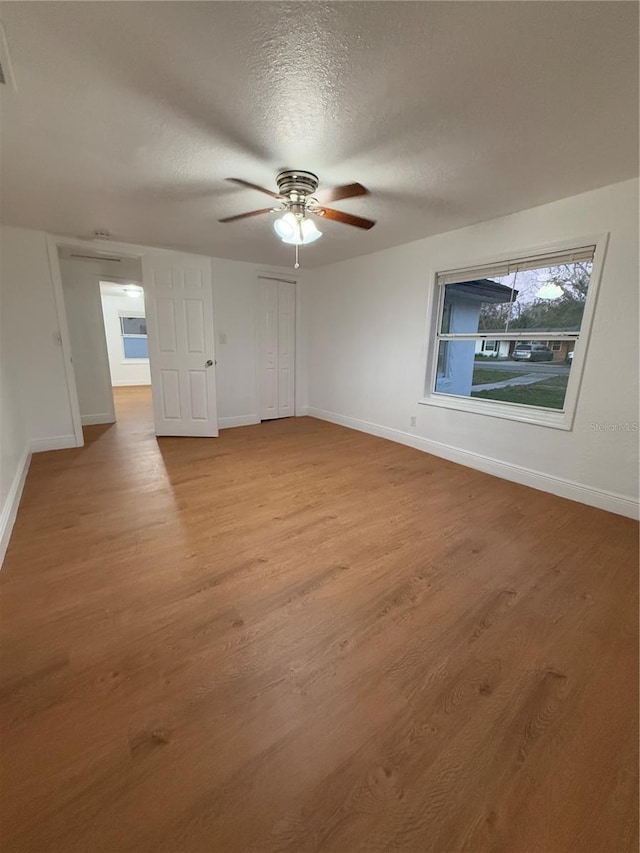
[276,170,319,202]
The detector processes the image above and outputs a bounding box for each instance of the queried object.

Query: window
[120,315,149,360]
[120,316,147,336]
[423,242,602,429]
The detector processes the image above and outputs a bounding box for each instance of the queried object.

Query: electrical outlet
[410,416,417,428]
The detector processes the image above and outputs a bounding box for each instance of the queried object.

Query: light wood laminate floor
[1,386,637,852]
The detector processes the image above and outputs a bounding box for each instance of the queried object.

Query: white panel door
[277,281,296,417]
[258,277,295,420]
[142,250,218,437]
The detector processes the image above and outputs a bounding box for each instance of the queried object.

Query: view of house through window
[431,247,595,412]
[120,315,149,359]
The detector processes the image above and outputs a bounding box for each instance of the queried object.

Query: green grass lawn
[471,367,522,385]
[471,374,569,409]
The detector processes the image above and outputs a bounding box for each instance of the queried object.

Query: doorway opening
[56,246,153,438]
[98,279,153,432]
[50,237,221,443]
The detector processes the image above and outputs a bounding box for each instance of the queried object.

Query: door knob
[205,359,214,367]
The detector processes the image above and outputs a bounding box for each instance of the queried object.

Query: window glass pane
[440,261,592,335]
[440,280,515,334]
[120,316,147,335]
[434,339,573,410]
[123,336,149,359]
[436,340,449,376]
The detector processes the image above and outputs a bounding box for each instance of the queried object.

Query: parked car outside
[566,350,574,365]
[511,344,554,362]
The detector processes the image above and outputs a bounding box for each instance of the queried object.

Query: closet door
[258,277,295,420]
[277,281,295,417]
[259,278,279,420]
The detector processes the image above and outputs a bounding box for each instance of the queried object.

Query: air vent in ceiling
[0,21,16,90]
[69,254,122,263]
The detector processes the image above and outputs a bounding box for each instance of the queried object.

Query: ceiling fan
[218,170,375,268]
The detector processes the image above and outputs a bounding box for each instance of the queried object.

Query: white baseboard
[307,407,639,520]
[218,414,261,430]
[111,380,151,387]
[0,447,31,568]
[31,435,78,453]
[81,413,116,426]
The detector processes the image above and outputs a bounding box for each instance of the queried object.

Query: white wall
[0,341,27,521]
[0,227,76,451]
[100,289,151,387]
[304,178,639,517]
[0,225,77,562]
[60,259,115,425]
[0,239,31,562]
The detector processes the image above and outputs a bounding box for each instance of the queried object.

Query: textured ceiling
[1,2,638,268]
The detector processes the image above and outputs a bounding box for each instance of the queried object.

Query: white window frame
[119,311,149,364]
[419,233,609,431]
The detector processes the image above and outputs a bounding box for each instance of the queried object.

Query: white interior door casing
[259,277,295,420]
[142,250,218,437]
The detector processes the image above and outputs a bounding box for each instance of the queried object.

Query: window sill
[418,392,573,430]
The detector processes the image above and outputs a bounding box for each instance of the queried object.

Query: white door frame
[254,272,299,421]
[47,234,152,447]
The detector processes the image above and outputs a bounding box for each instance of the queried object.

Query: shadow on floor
[82,422,116,446]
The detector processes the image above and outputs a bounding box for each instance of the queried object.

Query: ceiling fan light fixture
[300,217,322,244]
[123,284,143,298]
[274,212,322,245]
[273,211,298,242]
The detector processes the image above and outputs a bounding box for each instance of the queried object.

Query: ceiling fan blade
[218,207,274,223]
[317,207,376,230]
[225,178,282,199]
[316,182,370,204]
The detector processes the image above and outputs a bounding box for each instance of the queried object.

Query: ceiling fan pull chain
[294,244,300,270]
